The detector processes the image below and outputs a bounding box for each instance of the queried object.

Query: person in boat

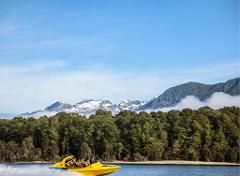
[65,157,76,167]
[65,156,93,168]
[82,158,90,167]
[90,156,95,164]
[75,158,84,167]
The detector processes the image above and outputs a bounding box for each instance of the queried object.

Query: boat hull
[69,165,120,176]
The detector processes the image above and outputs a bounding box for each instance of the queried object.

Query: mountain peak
[45,101,72,111]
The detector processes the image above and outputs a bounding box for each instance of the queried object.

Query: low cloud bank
[158,92,240,112]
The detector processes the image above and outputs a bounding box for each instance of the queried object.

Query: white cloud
[0,22,19,34]
[0,60,67,76]
[158,92,240,112]
[0,62,169,113]
[0,12,39,36]
[0,37,118,57]
[0,61,238,113]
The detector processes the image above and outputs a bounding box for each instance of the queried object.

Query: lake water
[0,164,239,176]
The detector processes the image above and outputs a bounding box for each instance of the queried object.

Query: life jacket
[75,159,83,167]
[65,158,76,167]
[83,160,90,167]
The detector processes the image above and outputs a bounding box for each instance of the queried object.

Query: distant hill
[140,77,240,110]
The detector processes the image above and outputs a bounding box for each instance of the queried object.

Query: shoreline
[102,160,240,166]
[4,160,239,166]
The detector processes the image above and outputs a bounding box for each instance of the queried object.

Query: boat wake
[0,164,82,176]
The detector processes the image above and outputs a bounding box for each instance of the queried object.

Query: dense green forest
[0,107,239,163]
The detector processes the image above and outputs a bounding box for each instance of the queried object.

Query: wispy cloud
[157,62,239,83]
[0,60,68,76]
[0,60,238,113]
[151,62,239,76]
[0,37,117,55]
[183,62,239,78]
[0,10,39,36]
[0,19,39,35]
[0,13,117,57]
[0,21,20,34]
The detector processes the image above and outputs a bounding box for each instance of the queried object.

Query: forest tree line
[0,106,239,162]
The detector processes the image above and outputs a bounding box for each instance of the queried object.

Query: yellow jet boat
[50,156,121,176]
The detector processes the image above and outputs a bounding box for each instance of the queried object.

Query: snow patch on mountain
[118,100,148,111]
[70,99,119,116]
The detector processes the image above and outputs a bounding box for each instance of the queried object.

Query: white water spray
[0,164,82,176]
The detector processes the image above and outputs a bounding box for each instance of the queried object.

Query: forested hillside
[0,107,239,163]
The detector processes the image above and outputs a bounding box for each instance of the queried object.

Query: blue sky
[0,0,239,113]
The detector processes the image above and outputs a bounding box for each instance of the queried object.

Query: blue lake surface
[112,164,240,176]
[0,164,239,176]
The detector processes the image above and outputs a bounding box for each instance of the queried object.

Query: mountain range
[20,77,240,118]
[21,99,146,118]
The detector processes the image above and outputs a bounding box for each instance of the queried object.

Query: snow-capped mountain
[21,99,122,117]
[118,100,148,111]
